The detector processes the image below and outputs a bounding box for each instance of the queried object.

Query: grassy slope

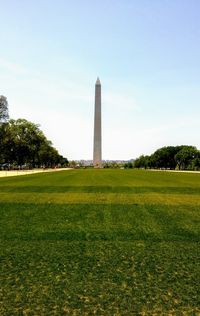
[0,169,200,315]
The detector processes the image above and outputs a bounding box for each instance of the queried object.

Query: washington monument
[93,77,102,168]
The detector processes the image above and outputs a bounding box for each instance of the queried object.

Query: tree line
[0,96,68,169]
[133,145,200,171]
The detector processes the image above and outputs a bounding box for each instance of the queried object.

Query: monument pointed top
[96,77,101,85]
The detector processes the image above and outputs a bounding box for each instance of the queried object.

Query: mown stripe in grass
[1,185,200,194]
[0,169,200,189]
[1,203,199,242]
[1,192,200,205]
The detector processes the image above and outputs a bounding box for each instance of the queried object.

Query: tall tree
[175,146,199,170]
[134,155,150,169]
[0,96,9,123]
[150,146,182,169]
[0,118,67,167]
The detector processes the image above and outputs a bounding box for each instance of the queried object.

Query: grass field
[0,169,200,315]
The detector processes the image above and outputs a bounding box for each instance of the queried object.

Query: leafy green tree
[134,155,150,169]
[124,162,133,169]
[0,119,45,165]
[150,146,181,169]
[190,158,200,170]
[175,146,199,170]
[58,156,69,167]
[0,118,67,168]
[0,96,9,123]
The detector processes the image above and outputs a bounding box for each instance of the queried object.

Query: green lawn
[0,169,200,315]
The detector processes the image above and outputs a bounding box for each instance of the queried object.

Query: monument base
[93,162,102,169]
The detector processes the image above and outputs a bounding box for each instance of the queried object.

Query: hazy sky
[0,0,200,160]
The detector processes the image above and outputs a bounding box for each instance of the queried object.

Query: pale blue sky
[0,0,200,159]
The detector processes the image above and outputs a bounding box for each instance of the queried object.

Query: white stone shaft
[93,78,102,168]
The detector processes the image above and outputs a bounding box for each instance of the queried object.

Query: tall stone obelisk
[93,77,102,168]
